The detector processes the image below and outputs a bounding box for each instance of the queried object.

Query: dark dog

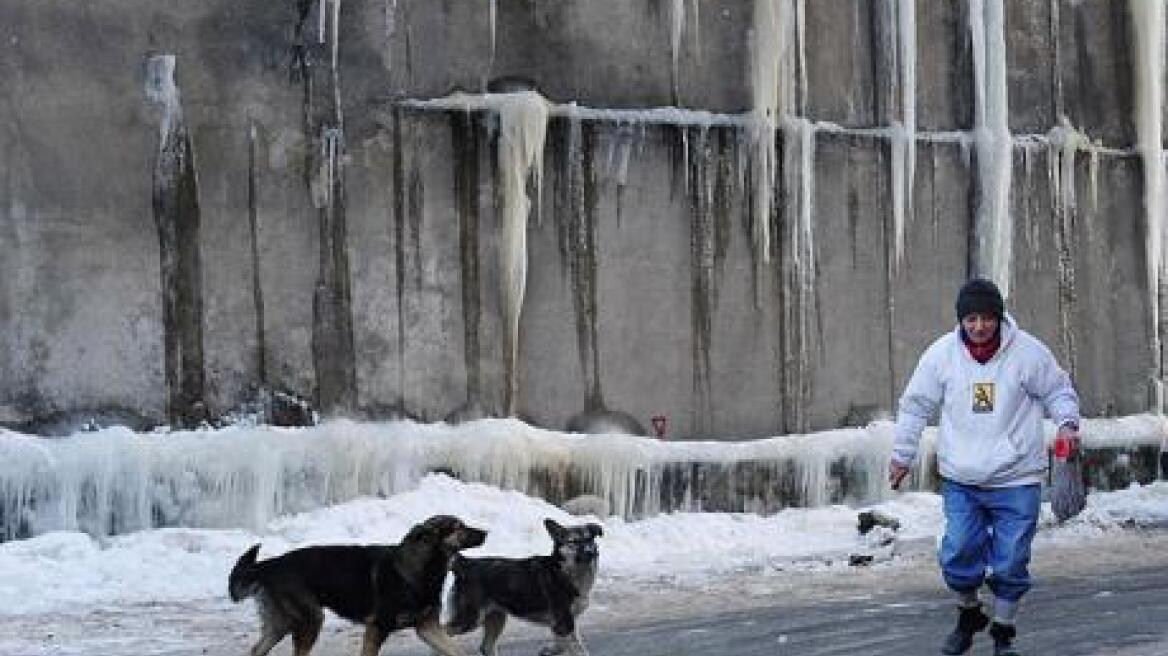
[228,514,486,656]
[445,518,603,656]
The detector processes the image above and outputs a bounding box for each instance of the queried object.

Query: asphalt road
[475,562,1168,656]
[598,567,1168,655]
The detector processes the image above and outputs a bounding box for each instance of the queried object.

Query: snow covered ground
[1,469,1166,656]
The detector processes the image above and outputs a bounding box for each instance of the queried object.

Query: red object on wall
[651,414,668,439]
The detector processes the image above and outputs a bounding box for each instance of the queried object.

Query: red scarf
[964,331,1001,364]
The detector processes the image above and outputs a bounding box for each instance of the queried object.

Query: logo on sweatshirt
[972,382,995,413]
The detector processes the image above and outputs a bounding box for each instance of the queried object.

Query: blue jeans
[939,479,1041,602]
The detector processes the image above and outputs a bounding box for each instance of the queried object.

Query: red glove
[1053,424,1081,460]
[1051,423,1087,521]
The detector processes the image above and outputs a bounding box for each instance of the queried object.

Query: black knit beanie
[955,278,1004,321]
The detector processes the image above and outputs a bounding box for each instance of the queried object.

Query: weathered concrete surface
[1,0,1164,437]
[0,1,167,421]
[382,0,752,112]
[1009,144,1154,416]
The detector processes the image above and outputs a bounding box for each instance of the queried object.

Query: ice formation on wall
[969,0,1013,295]
[0,420,897,539]
[1130,0,1167,407]
[3,414,1163,541]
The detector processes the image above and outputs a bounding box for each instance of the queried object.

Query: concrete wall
[1,0,1165,437]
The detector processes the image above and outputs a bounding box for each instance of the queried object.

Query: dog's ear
[587,523,603,538]
[402,521,434,543]
[405,515,453,543]
[544,518,567,541]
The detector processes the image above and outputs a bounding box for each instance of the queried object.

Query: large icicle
[749,0,804,270]
[145,55,182,146]
[783,116,817,432]
[671,0,686,100]
[890,0,917,266]
[969,0,1013,295]
[489,0,498,70]
[494,92,549,414]
[1130,0,1167,410]
[788,117,816,293]
[1045,120,1091,376]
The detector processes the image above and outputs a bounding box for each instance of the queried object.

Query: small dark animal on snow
[228,514,487,656]
[445,518,603,656]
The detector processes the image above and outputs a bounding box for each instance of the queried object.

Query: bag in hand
[1050,435,1087,522]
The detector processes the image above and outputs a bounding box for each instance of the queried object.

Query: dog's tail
[228,544,262,602]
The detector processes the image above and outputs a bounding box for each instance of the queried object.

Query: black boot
[990,621,1020,656]
[940,604,989,654]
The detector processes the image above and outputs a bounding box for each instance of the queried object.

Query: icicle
[331,0,342,74]
[616,124,633,188]
[690,0,701,56]
[750,0,802,272]
[384,0,398,41]
[1046,119,1087,372]
[890,0,917,267]
[795,0,806,115]
[317,0,327,44]
[144,55,182,144]
[780,116,817,433]
[890,123,908,266]
[489,0,497,69]
[1046,119,1087,222]
[791,117,816,287]
[311,127,343,209]
[1129,0,1166,409]
[493,92,549,414]
[1019,143,1040,268]
[381,0,400,73]
[969,0,1013,296]
[671,0,686,100]
[1088,147,1099,213]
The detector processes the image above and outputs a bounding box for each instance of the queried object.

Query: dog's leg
[248,627,286,656]
[477,610,507,656]
[360,623,387,656]
[415,618,469,656]
[291,608,324,656]
[443,601,481,636]
[562,629,589,656]
[538,631,588,656]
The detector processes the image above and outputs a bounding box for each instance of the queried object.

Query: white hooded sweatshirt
[892,315,1080,488]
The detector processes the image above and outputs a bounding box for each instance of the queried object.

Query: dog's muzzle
[576,542,598,562]
[460,527,488,549]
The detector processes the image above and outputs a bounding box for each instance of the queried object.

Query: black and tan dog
[228,514,486,656]
[445,518,603,656]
